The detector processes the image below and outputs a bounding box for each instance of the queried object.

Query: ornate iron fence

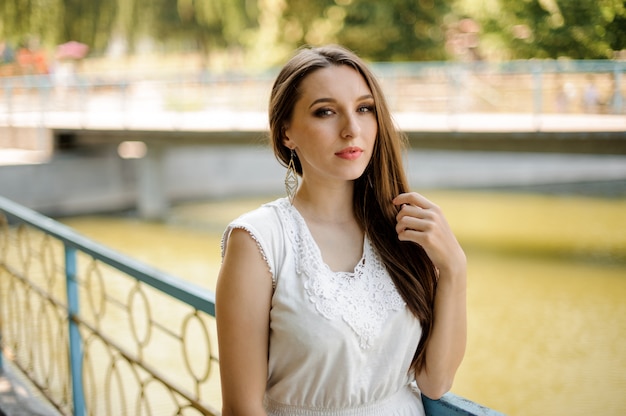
[0,195,220,415]
[0,195,504,416]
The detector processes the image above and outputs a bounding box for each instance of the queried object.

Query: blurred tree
[340,0,451,61]
[149,0,259,61]
[0,0,259,61]
[277,0,452,61]
[111,0,151,54]
[1,0,624,63]
[0,0,116,52]
[482,0,626,59]
[59,0,117,51]
[604,1,626,55]
[0,0,62,46]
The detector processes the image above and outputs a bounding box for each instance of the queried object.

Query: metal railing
[0,60,624,137]
[0,195,220,415]
[373,59,625,116]
[0,195,504,415]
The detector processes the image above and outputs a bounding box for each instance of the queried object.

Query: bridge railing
[0,194,221,415]
[0,195,503,415]
[374,59,625,116]
[0,60,624,135]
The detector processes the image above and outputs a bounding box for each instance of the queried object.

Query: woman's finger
[396,216,432,235]
[393,192,436,210]
[396,204,435,223]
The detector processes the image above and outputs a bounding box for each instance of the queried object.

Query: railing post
[80,78,88,128]
[446,64,461,131]
[612,65,623,115]
[5,78,13,127]
[65,245,86,416]
[532,61,543,131]
[0,331,4,371]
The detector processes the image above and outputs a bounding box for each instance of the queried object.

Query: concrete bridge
[3,107,626,152]
[1,63,625,219]
[1,111,624,220]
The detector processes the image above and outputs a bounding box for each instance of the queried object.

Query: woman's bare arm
[216,228,274,415]
[394,192,467,400]
[414,263,467,399]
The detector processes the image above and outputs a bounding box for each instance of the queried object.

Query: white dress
[222,198,426,415]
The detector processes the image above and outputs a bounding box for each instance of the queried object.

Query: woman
[216,45,467,415]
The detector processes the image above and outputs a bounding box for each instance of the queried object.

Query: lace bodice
[273,199,406,349]
[222,198,425,415]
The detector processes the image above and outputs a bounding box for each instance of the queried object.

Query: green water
[62,191,626,416]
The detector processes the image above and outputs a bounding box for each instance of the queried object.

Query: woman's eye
[314,108,334,117]
[358,105,375,113]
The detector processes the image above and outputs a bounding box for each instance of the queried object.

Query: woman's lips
[335,147,364,160]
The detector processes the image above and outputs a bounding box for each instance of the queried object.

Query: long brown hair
[268,45,438,373]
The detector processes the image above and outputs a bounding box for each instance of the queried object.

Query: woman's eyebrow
[308,97,335,109]
[308,94,374,109]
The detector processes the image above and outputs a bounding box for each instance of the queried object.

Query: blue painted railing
[0,195,504,415]
[0,195,219,415]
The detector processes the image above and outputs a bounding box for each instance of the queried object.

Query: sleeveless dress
[222,198,426,415]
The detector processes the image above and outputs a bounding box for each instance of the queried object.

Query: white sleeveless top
[222,198,425,415]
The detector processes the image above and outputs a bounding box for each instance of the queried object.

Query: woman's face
[283,65,378,186]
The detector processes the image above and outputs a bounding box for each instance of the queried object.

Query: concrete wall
[0,126,53,151]
[0,145,284,217]
[2,143,626,218]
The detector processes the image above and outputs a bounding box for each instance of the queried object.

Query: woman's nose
[340,113,361,139]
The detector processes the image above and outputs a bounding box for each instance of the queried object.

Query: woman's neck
[292,180,355,225]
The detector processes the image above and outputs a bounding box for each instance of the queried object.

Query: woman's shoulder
[229,197,290,230]
[222,197,292,283]
[222,197,291,256]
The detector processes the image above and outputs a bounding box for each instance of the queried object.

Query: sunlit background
[1,1,626,415]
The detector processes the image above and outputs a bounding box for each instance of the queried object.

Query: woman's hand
[393,192,466,278]
[394,192,467,399]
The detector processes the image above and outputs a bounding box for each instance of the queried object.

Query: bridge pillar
[138,145,168,220]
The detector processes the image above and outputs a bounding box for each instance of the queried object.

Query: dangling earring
[285,150,298,204]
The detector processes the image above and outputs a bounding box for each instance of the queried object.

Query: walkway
[1,106,625,133]
[0,361,59,416]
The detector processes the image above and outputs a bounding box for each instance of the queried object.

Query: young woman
[216,45,467,416]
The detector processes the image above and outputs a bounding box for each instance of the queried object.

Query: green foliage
[0,0,116,50]
[0,0,624,64]
[150,0,259,54]
[278,0,451,61]
[59,0,117,51]
[0,0,259,56]
[0,0,63,46]
[604,2,626,53]
[482,0,626,59]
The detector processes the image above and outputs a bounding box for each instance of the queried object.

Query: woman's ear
[282,125,293,149]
